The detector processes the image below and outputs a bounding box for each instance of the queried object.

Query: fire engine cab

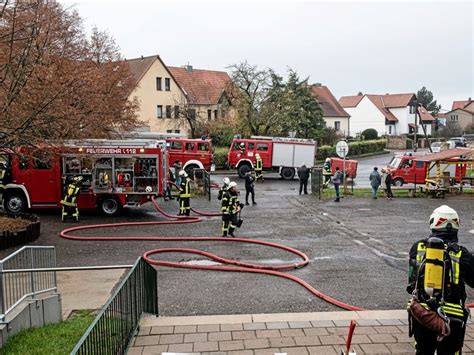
[1,139,167,216]
[227,136,317,179]
[166,138,214,174]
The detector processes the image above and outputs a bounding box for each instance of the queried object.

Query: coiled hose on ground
[59,197,473,310]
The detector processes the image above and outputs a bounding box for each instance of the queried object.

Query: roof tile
[168,66,231,105]
[311,86,350,117]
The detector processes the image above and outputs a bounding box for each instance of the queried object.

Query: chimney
[469,97,472,101]
[313,83,321,87]
[140,55,144,60]
[185,64,193,73]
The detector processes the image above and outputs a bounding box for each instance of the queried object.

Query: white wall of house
[324,116,350,137]
[343,96,385,136]
[390,107,410,134]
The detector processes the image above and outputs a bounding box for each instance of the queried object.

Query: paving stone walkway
[127,310,474,354]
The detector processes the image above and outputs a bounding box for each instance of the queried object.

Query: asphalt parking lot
[1,176,473,317]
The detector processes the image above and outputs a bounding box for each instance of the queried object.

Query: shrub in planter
[0,213,41,249]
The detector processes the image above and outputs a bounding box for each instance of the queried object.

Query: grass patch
[0,310,95,355]
[321,187,419,199]
[321,186,473,199]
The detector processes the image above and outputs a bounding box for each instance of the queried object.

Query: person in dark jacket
[407,205,474,355]
[384,169,394,199]
[297,164,310,195]
[332,167,343,202]
[369,166,381,199]
[244,171,256,205]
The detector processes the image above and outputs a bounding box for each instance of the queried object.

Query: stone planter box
[0,213,41,250]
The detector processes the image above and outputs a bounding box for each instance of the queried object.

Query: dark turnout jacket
[407,231,474,304]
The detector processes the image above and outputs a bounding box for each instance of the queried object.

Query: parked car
[447,137,468,148]
[430,142,442,153]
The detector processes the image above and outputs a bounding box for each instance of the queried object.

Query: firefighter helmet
[223,177,230,185]
[229,181,237,189]
[256,153,260,158]
[179,170,188,177]
[429,205,460,231]
[240,142,245,148]
[325,158,331,163]
[73,176,83,182]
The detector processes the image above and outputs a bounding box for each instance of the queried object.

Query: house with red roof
[310,84,351,136]
[445,98,474,131]
[338,93,434,137]
[126,55,233,136]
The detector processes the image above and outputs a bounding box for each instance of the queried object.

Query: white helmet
[240,142,245,148]
[179,170,188,177]
[223,177,230,185]
[228,181,237,189]
[325,158,331,163]
[256,153,260,158]
[429,205,460,231]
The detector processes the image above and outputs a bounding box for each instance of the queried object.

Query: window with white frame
[165,105,172,118]
[451,114,458,121]
[156,77,162,91]
[157,105,163,118]
[165,78,171,91]
[334,121,341,131]
[388,125,392,135]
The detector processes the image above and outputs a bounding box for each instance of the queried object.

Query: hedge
[316,139,386,161]
[213,147,229,169]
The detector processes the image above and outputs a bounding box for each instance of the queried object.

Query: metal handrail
[71,257,158,355]
[0,246,57,321]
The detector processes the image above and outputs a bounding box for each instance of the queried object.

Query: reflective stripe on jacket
[179,178,191,198]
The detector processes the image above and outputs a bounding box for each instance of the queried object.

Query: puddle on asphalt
[181,260,221,266]
[356,208,371,211]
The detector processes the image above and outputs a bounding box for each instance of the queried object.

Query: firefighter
[217,177,230,201]
[255,153,264,182]
[60,176,82,222]
[178,170,191,216]
[407,205,474,355]
[322,158,332,187]
[227,181,243,237]
[220,182,231,237]
[238,142,246,156]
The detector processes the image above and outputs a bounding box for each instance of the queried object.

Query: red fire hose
[59,197,473,310]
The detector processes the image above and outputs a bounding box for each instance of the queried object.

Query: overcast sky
[64,0,473,110]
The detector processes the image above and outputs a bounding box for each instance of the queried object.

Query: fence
[193,169,211,201]
[0,246,57,322]
[71,257,158,355]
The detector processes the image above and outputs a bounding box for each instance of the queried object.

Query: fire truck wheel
[99,197,121,216]
[238,164,251,178]
[4,192,27,214]
[393,178,404,187]
[184,164,199,177]
[280,167,295,180]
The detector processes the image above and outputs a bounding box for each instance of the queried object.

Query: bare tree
[0,0,139,149]
[226,61,272,136]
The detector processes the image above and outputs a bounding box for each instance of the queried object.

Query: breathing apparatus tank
[423,237,445,299]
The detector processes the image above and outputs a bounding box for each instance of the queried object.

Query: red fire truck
[227,136,317,179]
[1,139,167,216]
[166,138,214,173]
[387,150,471,186]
